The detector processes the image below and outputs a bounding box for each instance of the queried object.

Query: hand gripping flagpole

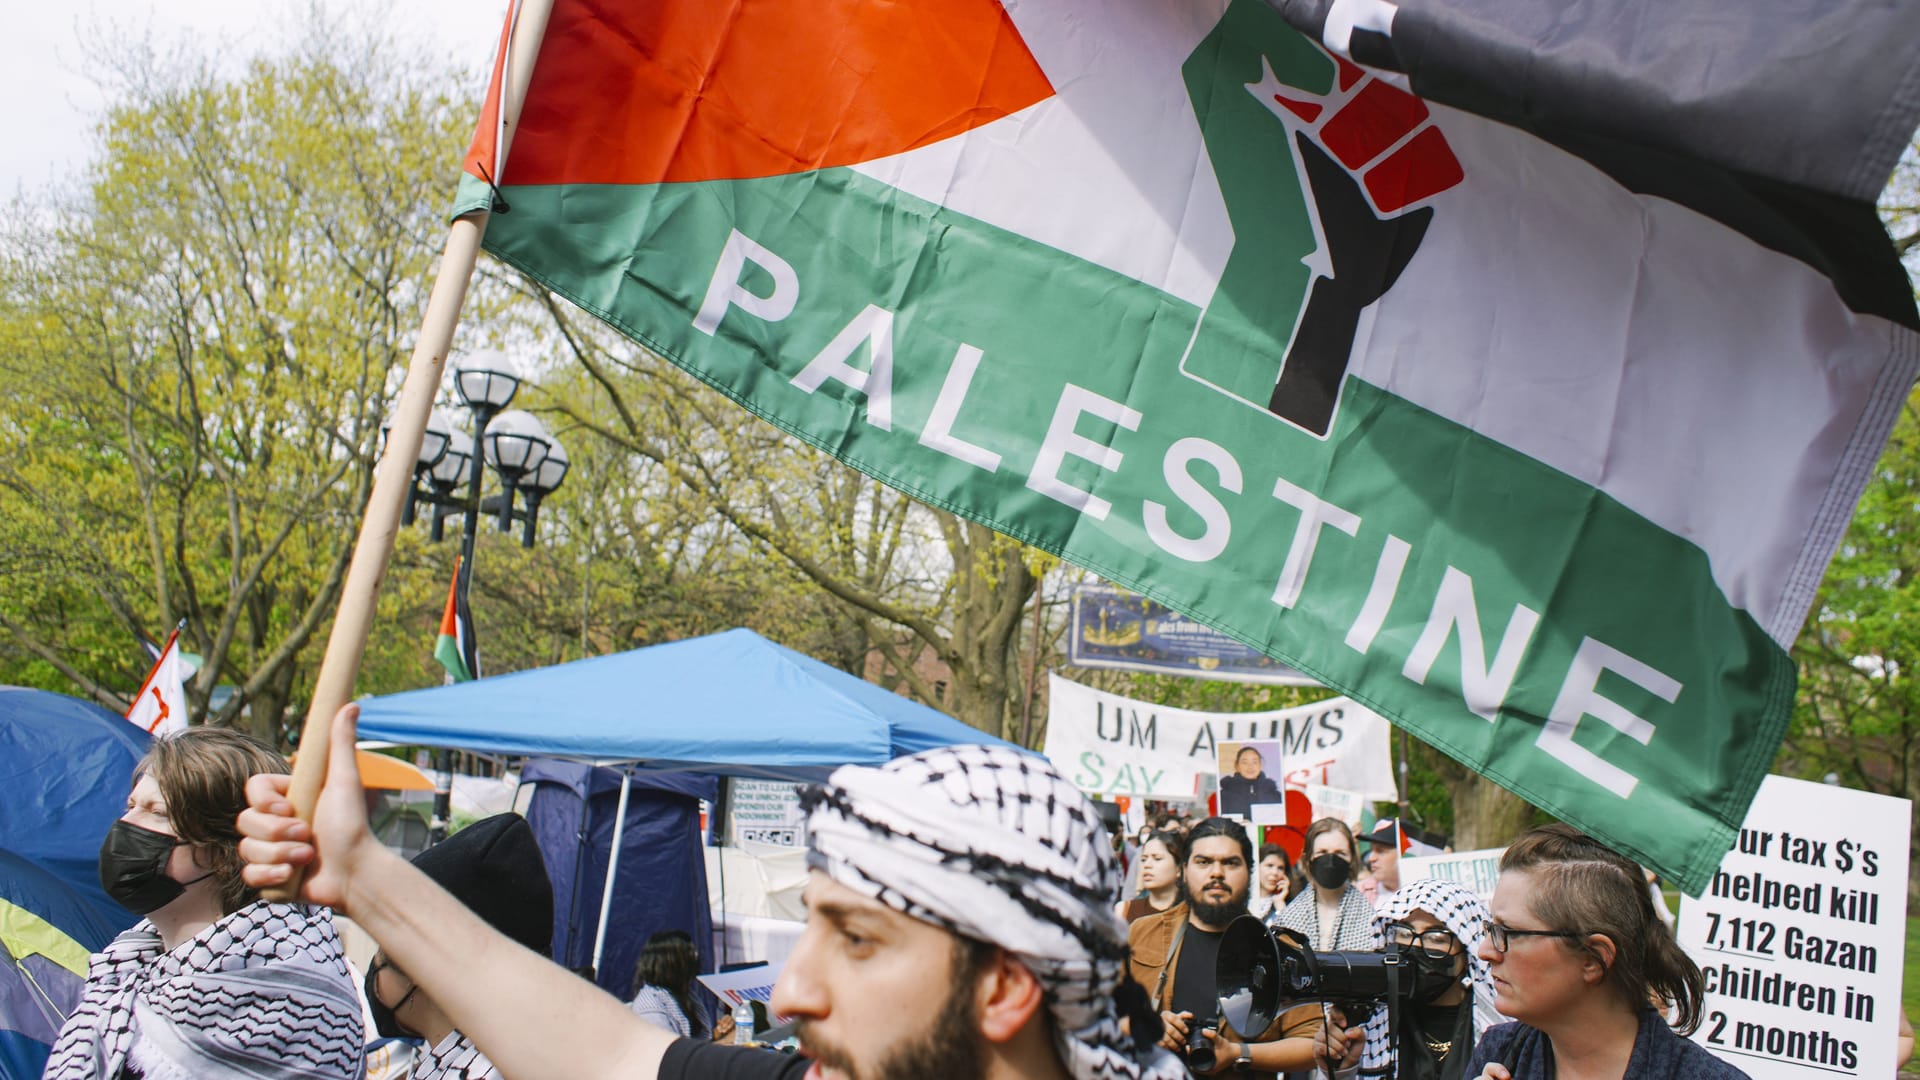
[265,0,557,902]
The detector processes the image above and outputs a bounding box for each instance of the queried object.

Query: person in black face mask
[45,727,364,1080]
[1313,878,1503,1080]
[363,813,554,1080]
[1271,818,1379,953]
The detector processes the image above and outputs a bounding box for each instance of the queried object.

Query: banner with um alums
[1042,674,1395,803]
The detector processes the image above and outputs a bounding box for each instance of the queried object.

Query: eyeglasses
[1486,922,1586,954]
[1384,922,1461,958]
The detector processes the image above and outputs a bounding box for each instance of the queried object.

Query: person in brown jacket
[1128,817,1322,1076]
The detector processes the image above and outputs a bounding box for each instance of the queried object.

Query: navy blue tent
[355,628,1017,778]
[521,762,715,1002]
[0,689,146,1080]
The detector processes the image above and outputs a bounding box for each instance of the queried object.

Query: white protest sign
[1044,674,1395,800]
[1250,802,1293,827]
[1303,782,1366,827]
[1678,775,1910,1079]
[697,960,787,1025]
[1400,847,1505,901]
[728,779,807,848]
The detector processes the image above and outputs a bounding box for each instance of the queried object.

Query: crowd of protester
[48,707,1920,1080]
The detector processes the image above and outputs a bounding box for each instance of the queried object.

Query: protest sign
[1044,674,1394,801]
[1070,583,1315,685]
[1218,740,1286,820]
[697,961,785,1025]
[727,779,807,848]
[1302,782,1367,827]
[1399,847,1505,901]
[1678,775,1910,1079]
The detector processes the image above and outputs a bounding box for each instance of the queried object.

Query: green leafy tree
[0,23,475,740]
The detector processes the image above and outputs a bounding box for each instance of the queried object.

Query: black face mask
[1309,853,1351,890]
[1402,945,1465,1003]
[366,958,423,1040]
[98,820,208,915]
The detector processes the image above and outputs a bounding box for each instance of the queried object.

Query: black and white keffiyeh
[802,745,1186,1080]
[1273,882,1381,951]
[1357,878,1506,1074]
[414,1030,502,1080]
[43,901,364,1080]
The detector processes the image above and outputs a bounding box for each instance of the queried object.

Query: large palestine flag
[453,0,1920,892]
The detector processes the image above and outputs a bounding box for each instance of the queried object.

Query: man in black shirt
[1128,817,1319,1077]
[238,705,1187,1080]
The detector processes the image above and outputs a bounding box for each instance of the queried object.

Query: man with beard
[237,704,1186,1080]
[1128,817,1321,1077]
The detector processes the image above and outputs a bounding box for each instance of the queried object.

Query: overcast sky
[6,0,505,197]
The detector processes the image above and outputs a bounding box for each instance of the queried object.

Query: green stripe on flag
[434,633,473,684]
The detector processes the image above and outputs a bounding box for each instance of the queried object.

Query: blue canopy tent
[355,628,1018,976]
[356,628,1010,777]
[0,689,147,1079]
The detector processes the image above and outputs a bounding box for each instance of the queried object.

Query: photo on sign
[1217,740,1283,821]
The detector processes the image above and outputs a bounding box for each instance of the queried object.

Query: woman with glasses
[1467,824,1745,1079]
[1272,818,1377,951]
[1315,878,1502,1079]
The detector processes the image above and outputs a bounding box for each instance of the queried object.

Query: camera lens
[1186,1022,1217,1073]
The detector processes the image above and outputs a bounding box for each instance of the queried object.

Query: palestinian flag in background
[434,557,476,684]
[455,0,1920,893]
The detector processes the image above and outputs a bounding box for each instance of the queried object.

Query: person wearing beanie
[363,813,554,1080]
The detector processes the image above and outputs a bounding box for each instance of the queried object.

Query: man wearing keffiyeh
[798,743,1188,1080]
[236,703,1185,1080]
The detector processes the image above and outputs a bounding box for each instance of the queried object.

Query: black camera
[1215,916,1450,1037]
[1184,1015,1217,1073]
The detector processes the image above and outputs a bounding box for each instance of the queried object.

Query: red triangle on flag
[466,0,1055,189]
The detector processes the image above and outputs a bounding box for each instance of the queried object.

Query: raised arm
[238,704,677,1080]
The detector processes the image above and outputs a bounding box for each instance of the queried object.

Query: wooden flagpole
[265,0,558,900]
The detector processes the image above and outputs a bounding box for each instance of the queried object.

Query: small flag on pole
[126,628,189,736]
[434,558,477,683]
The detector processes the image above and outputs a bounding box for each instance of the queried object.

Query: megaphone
[1216,915,1305,1036]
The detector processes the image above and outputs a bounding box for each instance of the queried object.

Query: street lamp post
[391,350,569,842]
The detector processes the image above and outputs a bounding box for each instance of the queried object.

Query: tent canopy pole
[590,767,633,977]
